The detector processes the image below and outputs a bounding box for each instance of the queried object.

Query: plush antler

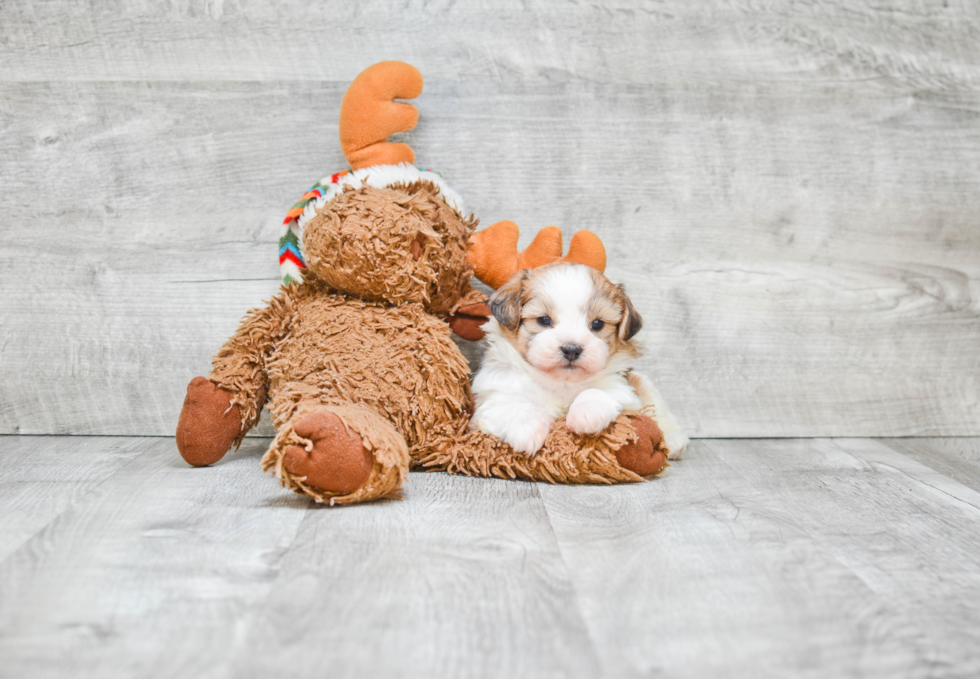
[468,221,606,289]
[562,230,607,273]
[468,221,562,289]
[339,61,424,170]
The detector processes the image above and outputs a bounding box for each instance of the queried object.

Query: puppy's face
[488,262,642,382]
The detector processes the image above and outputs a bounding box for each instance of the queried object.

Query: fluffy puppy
[472,262,688,457]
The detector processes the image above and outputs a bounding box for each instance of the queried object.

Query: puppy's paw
[665,431,689,460]
[566,389,621,436]
[504,413,553,455]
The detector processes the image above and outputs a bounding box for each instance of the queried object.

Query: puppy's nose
[561,344,583,362]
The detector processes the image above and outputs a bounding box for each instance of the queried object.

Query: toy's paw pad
[176,376,241,467]
[283,411,374,494]
[615,415,669,477]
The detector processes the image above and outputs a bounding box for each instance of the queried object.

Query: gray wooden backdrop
[1,0,978,438]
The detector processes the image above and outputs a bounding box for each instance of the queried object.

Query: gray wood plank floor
[1,435,978,678]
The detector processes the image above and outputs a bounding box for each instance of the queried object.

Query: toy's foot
[615,415,669,477]
[282,411,374,495]
[264,404,409,505]
[176,377,242,467]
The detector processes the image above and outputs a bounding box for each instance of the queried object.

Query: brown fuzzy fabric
[260,280,472,441]
[208,276,474,504]
[416,412,656,485]
[302,182,479,314]
[210,293,293,440]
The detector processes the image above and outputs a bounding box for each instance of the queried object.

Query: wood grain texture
[0,436,145,562]
[3,435,980,677]
[0,437,311,679]
[1,1,979,437]
[0,436,600,678]
[877,437,980,493]
[1,0,978,84]
[539,437,980,678]
[226,472,601,678]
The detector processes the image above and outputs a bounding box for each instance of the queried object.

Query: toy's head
[277,61,607,323]
[277,62,479,314]
[302,180,477,313]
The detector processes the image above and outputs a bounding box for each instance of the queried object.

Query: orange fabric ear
[340,61,424,170]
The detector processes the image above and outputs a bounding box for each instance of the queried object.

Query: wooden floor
[1,436,978,678]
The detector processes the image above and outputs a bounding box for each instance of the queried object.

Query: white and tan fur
[472,262,688,457]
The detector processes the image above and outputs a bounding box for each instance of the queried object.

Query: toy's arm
[210,292,293,432]
[176,291,294,466]
[448,283,490,341]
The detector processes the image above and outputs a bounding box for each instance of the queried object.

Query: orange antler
[562,230,607,273]
[468,222,562,290]
[468,222,606,289]
[339,61,424,170]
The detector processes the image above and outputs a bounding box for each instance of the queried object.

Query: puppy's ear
[617,283,643,341]
[489,271,527,332]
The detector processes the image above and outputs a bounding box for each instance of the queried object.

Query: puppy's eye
[537,316,553,327]
[590,319,605,331]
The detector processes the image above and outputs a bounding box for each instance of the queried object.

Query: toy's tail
[468,222,607,289]
[339,61,424,170]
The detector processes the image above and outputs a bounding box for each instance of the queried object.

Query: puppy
[471,262,688,457]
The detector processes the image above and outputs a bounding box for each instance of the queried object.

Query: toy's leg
[627,372,690,459]
[262,403,408,505]
[417,411,668,483]
[176,377,242,466]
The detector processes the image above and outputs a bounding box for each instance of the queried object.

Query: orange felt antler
[468,221,607,289]
[563,230,607,273]
[340,61,424,170]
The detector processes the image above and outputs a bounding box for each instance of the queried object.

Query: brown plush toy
[176,61,668,505]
